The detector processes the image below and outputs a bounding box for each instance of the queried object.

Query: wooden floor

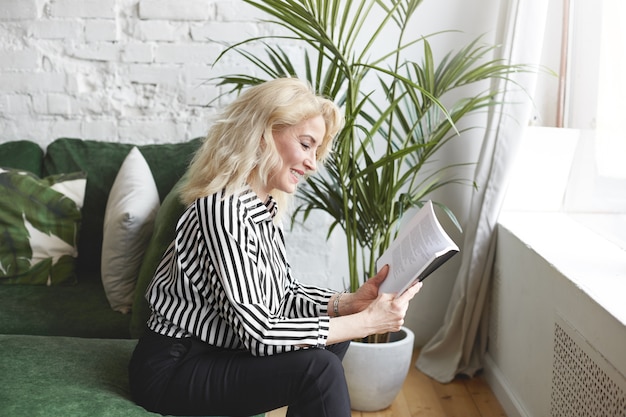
[266,350,506,417]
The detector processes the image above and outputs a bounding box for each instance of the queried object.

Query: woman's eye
[301,142,311,150]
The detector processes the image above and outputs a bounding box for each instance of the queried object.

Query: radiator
[551,316,626,417]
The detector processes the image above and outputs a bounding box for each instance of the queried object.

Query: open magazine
[377,200,459,297]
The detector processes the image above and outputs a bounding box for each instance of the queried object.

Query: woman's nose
[304,154,316,172]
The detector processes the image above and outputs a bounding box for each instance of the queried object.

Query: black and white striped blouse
[145,188,334,356]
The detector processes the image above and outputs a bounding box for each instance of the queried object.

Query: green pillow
[0,140,44,175]
[0,168,86,285]
[135,140,203,201]
[130,176,188,338]
[43,138,202,279]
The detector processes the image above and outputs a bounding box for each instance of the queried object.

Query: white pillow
[101,147,160,314]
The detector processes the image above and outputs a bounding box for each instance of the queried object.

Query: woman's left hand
[340,265,390,315]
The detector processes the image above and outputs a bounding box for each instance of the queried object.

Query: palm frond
[212,0,536,291]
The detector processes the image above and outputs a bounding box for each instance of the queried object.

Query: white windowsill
[498,210,626,327]
[568,213,626,252]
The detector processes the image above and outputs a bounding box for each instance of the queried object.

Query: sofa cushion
[0,335,152,417]
[130,175,188,338]
[0,278,131,338]
[0,334,266,417]
[43,137,202,280]
[0,140,44,175]
[0,169,86,285]
[102,147,160,314]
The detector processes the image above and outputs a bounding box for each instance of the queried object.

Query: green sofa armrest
[0,140,44,175]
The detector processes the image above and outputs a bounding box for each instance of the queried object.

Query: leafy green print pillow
[0,168,87,285]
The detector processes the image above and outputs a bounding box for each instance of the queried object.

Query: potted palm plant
[210,0,532,410]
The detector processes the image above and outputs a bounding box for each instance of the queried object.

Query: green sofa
[0,139,265,417]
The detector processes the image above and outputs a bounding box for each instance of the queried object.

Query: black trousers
[128,329,351,417]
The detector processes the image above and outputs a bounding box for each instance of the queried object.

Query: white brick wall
[0,0,345,290]
[0,0,37,20]
[138,0,212,21]
[0,0,275,147]
[48,1,116,19]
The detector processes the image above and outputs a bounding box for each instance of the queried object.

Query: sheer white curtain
[415,0,550,383]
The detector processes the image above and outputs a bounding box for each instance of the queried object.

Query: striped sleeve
[284,279,336,318]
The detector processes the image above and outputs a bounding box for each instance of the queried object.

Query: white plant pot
[342,326,415,412]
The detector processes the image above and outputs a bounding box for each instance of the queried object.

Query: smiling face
[260,115,326,199]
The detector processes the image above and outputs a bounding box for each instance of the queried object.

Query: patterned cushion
[0,168,86,285]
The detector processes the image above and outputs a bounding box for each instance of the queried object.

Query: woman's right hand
[363,281,423,334]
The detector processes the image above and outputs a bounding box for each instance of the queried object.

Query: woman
[128,78,422,417]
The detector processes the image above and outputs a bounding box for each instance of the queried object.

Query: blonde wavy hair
[180,77,344,220]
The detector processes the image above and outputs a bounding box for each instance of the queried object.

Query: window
[562,0,626,214]
[595,0,626,181]
[523,0,626,250]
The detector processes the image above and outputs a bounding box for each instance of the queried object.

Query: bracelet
[333,291,347,317]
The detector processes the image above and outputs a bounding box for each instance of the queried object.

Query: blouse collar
[239,188,278,223]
